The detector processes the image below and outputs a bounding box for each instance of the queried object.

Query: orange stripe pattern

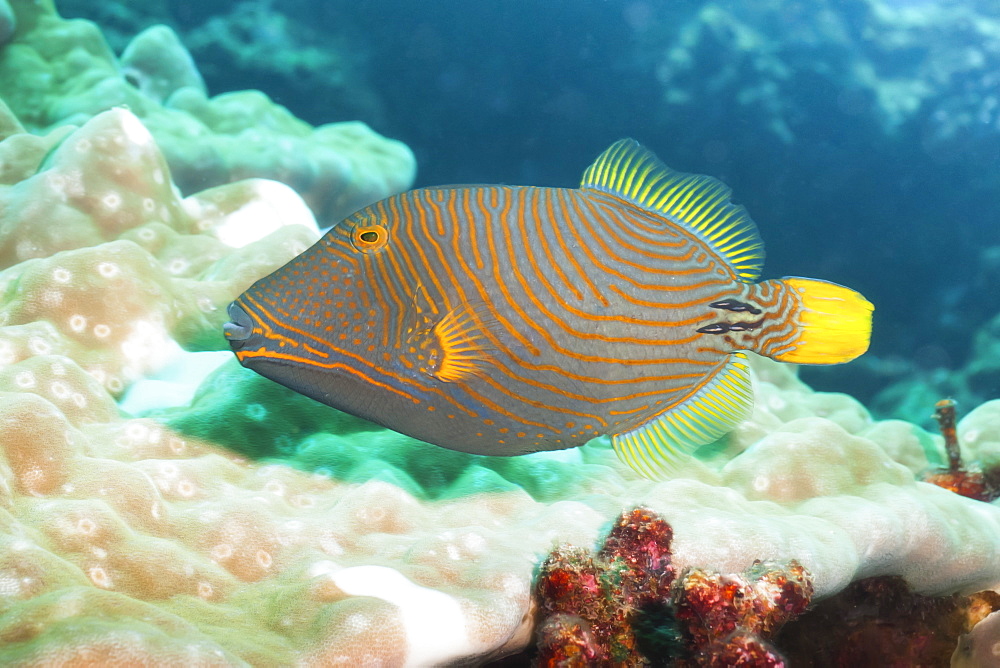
[229,179,797,456]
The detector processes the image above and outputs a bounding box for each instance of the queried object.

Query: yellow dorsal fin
[611,353,753,479]
[581,139,765,282]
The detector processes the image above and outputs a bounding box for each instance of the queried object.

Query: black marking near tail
[697,320,761,335]
[710,299,761,315]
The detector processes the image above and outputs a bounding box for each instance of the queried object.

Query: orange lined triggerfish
[224,140,873,478]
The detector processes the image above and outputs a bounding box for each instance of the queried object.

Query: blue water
[62,0,1000,419]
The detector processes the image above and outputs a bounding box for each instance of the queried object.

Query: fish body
[225,140,872,477]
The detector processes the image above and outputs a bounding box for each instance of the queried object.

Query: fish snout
[223,302,254,350]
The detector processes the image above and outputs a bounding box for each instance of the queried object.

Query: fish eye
[351,224,388,252]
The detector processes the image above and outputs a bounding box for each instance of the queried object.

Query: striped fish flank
[224,140,873,478]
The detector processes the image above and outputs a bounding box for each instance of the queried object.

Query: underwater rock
[776,576,1000,666]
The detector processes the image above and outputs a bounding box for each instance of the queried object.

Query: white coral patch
[97,261,119,278]
[119,320,172,372]
[101,192,122,211]
[118,347,231,414]
[28,337,51,355]
[330,565,473,666]
[117,109,154,146]
[208,179,319,248]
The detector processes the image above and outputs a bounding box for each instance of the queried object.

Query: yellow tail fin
[771,277,873,364]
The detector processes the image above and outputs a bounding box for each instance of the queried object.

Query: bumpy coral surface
[0,7,998,665]
[0,0,415,226]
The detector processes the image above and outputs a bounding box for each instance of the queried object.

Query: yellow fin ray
[581,139,765,281]
[611,353,753,479]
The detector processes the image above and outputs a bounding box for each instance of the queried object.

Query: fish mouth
[223,301,253,350]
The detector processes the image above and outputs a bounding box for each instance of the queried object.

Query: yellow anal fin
[772,277,873,365]
[611,353,753,479]
[429,303,493,383]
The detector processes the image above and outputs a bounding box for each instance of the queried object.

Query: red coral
[532,508,811,667]
[923,468,999,502]
[671,560,811,666]
[923,398,1000,502]
[599,506,676,606]
[702,632,787,668]
[535,613,605,666]
[534,509,673,666]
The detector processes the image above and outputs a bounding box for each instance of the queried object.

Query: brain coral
[0,9,997,665]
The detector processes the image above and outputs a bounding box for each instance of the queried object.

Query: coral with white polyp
[3,360,1000,664]
[0,0,416,225]
[0,106,318,394]
[0,39,998,668]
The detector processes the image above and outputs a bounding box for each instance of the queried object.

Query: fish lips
[223,301,254,350]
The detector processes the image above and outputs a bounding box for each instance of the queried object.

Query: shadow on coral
[146,359,608,502]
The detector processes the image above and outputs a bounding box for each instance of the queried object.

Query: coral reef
[0,94,997,661]
[533,508,811,665]
[0,4,997,665]
[873,267,1000,431]
[0,104,319,394]
[922,398,1000,503]
[534,508,677,665]
[954,608,1000,668]
[0,0,414,226]
[671,560,811,666]
[650,0,1000,157]
[56,0,379,128]
[777,576,1000,666]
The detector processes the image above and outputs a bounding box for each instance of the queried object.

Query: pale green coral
[0,106,319,395]
[119,24,206,103]
[0,0,414,225]
[0,7,997,664]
